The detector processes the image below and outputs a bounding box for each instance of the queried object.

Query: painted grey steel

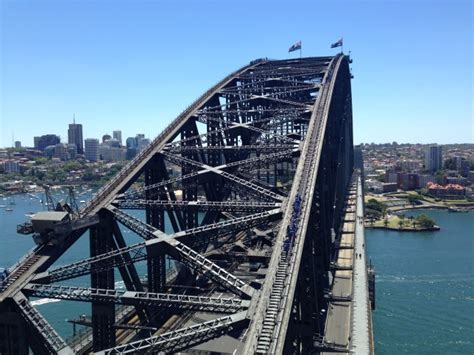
[0,55,368,355]
[96,312,247,354]
[24,284,249,313]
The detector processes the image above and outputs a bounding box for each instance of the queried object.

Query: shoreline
[0,183,99,197]
[386,204,474,213]
[365,224,441,232]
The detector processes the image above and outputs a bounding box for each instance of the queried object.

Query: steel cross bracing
[13,293,72,354]
[245,55,355,354]
[32,209,280,284]
[0,55,359,355]
[23,284,249,313]
[32,242,148,283]
[163,110,305,149]
[96,312,248,355]
[114,199,282,213]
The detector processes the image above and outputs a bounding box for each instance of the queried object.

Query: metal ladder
[255,254,289,353]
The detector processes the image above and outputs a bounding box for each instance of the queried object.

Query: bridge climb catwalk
[0,53,374,354]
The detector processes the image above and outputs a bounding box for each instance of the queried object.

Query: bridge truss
[0,54,355,354]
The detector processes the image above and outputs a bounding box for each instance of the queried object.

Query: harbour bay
[1,195,473,352]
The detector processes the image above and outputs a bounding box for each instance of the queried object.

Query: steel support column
[144,155,168,327]
[0,299,28,355]
[90,211,116,351]
[181,120,200,229]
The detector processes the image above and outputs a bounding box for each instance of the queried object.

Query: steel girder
[33,209,280,284]
[244,55,354,354]
[162,239,254,299]
[23,284,249,313]
[96,312,248,354]
[13,293,72,354]
[114,199,282,213]
[32,242,148,284]
[0,55,356,355]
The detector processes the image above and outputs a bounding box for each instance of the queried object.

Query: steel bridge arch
[0,54,363,355]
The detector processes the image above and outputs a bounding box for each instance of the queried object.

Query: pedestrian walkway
[350,176,370,354]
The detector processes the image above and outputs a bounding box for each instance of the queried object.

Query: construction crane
[17,185,86,243]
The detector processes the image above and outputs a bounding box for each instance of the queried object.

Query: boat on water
[448,206,470,213]
[5,208,13,212]
[0,205,6,208]
[27,193,40,199]
[25,212,36,218]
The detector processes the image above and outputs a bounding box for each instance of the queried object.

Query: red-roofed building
[427,182,466,199]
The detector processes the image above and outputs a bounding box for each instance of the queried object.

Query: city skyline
[7,116,144,149]
[1,0,472,147]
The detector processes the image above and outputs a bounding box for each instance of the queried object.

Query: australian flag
[288,41,302,52]
[331,38,343,48]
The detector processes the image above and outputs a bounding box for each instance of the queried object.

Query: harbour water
[367,209,474,354]
[0,190,169,342]
[1,194,473,352]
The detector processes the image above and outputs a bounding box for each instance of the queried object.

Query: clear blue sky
[1,0,472,148]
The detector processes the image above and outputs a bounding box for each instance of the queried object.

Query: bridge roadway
[322,174,373,354]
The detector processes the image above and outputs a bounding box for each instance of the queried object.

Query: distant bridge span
[0,54,373,354]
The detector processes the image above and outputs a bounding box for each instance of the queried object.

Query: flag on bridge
[331,38,343,48]
[288,41,302,53]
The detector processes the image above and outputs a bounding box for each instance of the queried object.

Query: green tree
[398,219,404,229]
[63,160,82,171]
[408,195,420,206]
[34,157,48,165]
[419,188,429,196]
[416,214,436,229]
[83,168,98,181]
[366,209,382,221]
[443,157,456,170]
[366,199,387,213]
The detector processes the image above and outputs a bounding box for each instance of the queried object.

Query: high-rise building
[44,145,55,158]
[68,117,84,154]
[36,134,60,151]
[102,134,112,143]
[454,156,470,176]
[108,139,121,148]
[137,137,151,152]
[3,160,20,173]
[68,144,78,159]
[54,143,70,161]
[99,144,126,162]
[84,138,100,162]
[113,130,122,146]
[126,137,138,160]
[424,145,442,172]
